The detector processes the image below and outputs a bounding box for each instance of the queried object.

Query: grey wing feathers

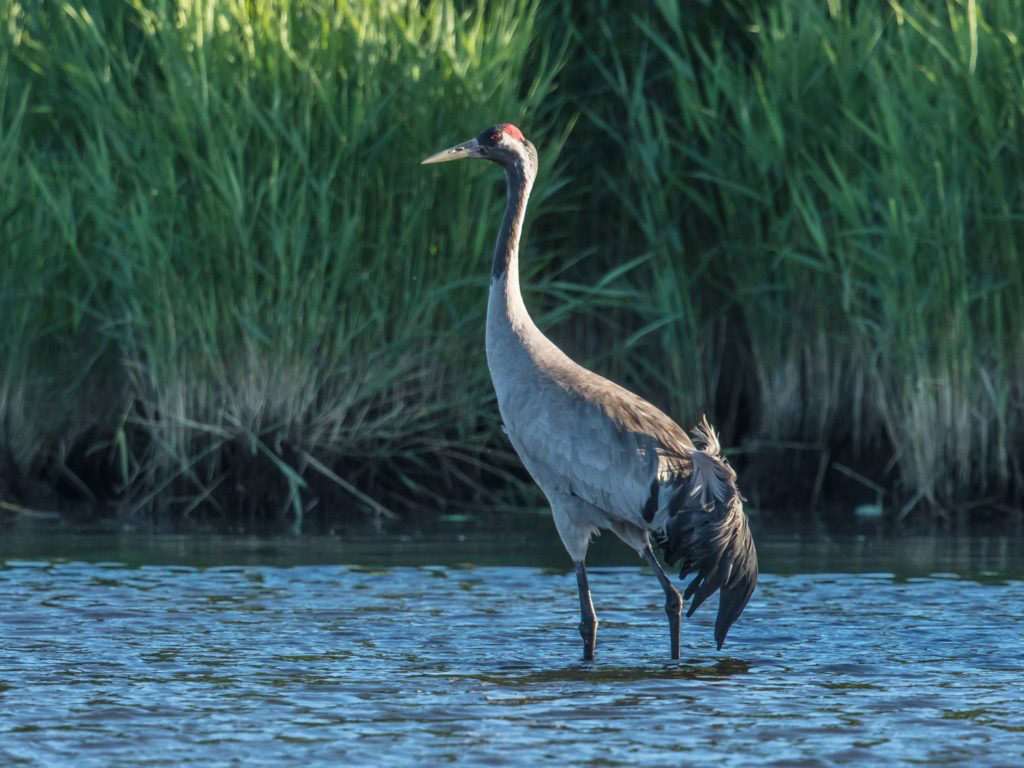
[508,359,693,518]
[657,417,758,649]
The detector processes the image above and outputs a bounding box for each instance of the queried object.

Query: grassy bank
[1,0,1021,528]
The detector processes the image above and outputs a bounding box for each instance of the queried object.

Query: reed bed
[580,0,1024,515]
[1,0,1020,526]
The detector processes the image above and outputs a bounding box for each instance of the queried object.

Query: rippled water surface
[2,527,1023,766]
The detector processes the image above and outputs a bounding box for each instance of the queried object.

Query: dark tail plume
[658,416,758,649]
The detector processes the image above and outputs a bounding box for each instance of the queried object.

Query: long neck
[485,150,562,382]
[490,160,534,304]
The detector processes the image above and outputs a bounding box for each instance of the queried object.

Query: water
[1,526,1023,766]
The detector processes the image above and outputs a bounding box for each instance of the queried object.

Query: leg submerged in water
[550,496,600,661]
[574,560,598,661]
[644,545,682,659]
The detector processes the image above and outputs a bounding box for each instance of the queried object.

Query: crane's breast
[484,288,678,525]
[488,352,659,523]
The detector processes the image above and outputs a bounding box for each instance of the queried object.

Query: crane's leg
[550,497,600,661]
[643,545,682,660]
[574,560,598,661]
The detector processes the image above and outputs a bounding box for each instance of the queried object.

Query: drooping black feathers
[641,479,659,523]
[657,417,758,649]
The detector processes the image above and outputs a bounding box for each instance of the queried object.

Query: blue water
[1,528,1022,766]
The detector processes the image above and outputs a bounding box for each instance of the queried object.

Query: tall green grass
[1,0,1021,524]
[1,0,570,524]
[577,0,1024,511]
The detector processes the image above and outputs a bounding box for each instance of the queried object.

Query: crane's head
[421,123,535,171]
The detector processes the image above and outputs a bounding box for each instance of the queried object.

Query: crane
[422,123,757,661]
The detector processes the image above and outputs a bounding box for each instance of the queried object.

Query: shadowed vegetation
[1,0,1021,528]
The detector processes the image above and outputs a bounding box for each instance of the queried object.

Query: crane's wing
[501,361,695,521]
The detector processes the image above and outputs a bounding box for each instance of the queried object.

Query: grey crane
[422,123,757,661]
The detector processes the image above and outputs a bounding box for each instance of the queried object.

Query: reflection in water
[0,529,1022,766]
[462,658,751,687]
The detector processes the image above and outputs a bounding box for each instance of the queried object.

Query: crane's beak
[421,137,480,165]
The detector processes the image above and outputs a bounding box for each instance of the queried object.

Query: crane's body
[424,123,757,660]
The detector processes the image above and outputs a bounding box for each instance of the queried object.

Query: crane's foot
[644,544,683,660]
[574,560,598,662]
[665,591,682,660]
[579,617,598,661]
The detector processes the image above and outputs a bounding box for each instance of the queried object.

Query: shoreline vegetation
[2,0,1021,530]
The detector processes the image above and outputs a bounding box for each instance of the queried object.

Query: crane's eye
[489,131,502,143]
